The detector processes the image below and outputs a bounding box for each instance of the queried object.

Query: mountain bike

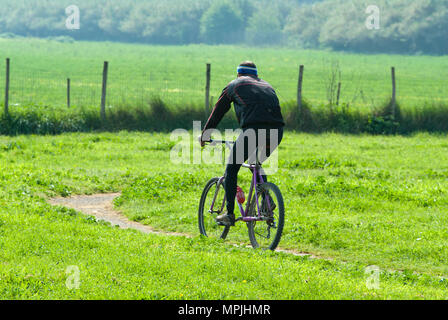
[198,140,285,251]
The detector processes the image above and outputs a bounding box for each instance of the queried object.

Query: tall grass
[1,97,448,135]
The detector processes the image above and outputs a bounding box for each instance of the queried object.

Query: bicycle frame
[207,140,272,223]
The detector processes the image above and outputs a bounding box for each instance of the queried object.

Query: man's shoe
[215,212,235,227]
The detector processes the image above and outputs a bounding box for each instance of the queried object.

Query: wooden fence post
[5,58,10,116]
[297,65,304,113]
[336,82,341,106]
[100,61,109,121]
[205,63,211,116]
[67,78,71,108]
[391,66,396,118]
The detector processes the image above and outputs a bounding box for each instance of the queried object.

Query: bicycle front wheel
[198,177,230,240]
[247,182,285,251]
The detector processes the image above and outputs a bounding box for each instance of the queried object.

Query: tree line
[0,0,447,54]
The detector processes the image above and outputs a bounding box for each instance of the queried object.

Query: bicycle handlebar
[207,139,235,145]
[203,139,235,150]
[205,139,260,167]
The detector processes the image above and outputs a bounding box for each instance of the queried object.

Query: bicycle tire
[198,177,230,240]
[247,182,285,251]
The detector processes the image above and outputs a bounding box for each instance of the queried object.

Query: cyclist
[200,61,285,226]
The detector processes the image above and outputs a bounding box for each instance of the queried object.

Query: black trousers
[224,127,284,215]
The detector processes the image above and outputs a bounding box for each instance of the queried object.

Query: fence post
[297,65,304,113]
[67,78,71,108]
[205,63,211,116]
[4,58,10,116]
[100,61,109,121]
[391,66,396,118]
[336,82,341,106]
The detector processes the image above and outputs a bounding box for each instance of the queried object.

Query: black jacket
[202,75,284,137]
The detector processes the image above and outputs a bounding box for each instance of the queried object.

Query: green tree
[200,2,244,44]
[284,4,329,48]
[245,8,283,45]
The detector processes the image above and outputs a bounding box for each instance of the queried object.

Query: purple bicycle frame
[207,140,272,223]
[238,162,266,222]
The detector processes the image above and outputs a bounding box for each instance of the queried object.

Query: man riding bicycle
[200,61,285,227]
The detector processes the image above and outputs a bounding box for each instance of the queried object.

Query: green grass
[1,131,448,299]
[115,132,448,276]
[1,37,448,110]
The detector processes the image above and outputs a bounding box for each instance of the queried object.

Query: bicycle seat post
[257,147,264,165]
[254,147,262,184]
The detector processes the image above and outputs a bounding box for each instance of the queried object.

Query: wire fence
[3,69,208,108]
[1,58,447,115]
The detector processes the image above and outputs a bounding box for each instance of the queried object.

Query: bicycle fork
[209,177,226,214]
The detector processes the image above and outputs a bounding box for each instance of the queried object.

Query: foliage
[200,2,245,44]
[2,98,448,135]
[245,6,283,45]
[0,0,447,53]
[287,0,448,54]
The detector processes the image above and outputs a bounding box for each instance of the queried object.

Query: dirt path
[49,193,187,237]
[48,193,317,258]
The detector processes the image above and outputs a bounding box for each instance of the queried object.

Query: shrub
[1,98,448,136]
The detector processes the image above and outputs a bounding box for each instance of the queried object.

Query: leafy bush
[1,97,448,135]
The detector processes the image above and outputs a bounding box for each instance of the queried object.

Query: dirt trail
[48,193,316,258]
[48,193,187,237]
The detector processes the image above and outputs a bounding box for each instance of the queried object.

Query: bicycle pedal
[216,220,235,227]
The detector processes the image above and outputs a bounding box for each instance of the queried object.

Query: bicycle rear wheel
[247,182,285,250]
[198,177,230,240]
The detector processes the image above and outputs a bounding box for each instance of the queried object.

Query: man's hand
[198,135,206,147]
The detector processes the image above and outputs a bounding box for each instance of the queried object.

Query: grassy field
[0,37,447,109]
[0,131,448,299]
